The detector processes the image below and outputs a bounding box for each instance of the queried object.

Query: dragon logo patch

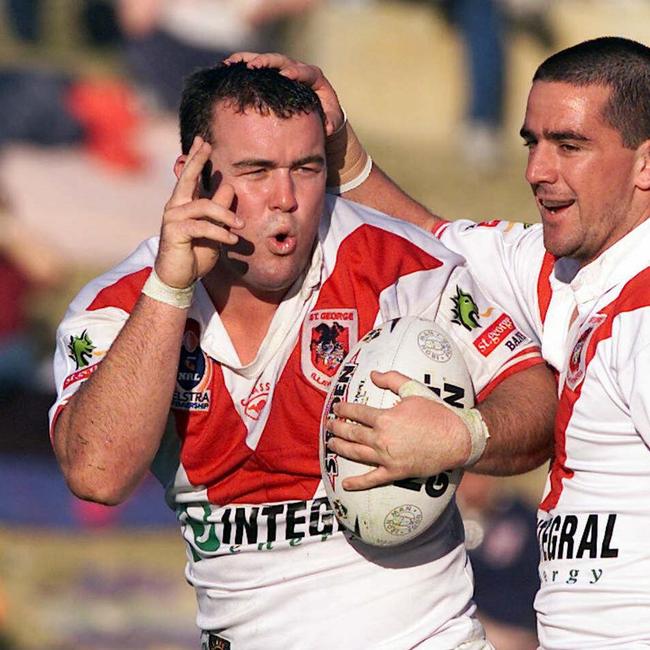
[451,286,481,331]
[67,330,96,369]
[302,309,358,391]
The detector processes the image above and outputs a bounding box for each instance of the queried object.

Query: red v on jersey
[176,226,444,506]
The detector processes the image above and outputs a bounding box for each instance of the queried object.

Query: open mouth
[538,197,575,216]
[268,230,297,254]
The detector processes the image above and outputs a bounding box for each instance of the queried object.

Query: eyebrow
[232,154,326,169]
[519,127,590,143]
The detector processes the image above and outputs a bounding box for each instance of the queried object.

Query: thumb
[370,370,411,395]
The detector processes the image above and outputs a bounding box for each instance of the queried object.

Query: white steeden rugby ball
[320,316,475,546]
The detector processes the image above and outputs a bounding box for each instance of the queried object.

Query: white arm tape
[325,108,373,194]
[141,268,195,309]
[326,154,373,194]
[398,379,491,467]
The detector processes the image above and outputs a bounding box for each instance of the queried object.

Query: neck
[202,274,285,366]
[579,211,650,269]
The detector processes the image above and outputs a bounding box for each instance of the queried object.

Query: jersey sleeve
[48,238,158,442]
[373,224,467,325]
[434,219,548,344]
[434,264,544,402]
[325,196,468,326]
[325,199,544,401]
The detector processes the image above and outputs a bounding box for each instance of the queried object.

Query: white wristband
[398,379,490,467]
[328,154,373,194]
[142,268,195,309]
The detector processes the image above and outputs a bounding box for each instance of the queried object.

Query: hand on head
[224,51,345,136]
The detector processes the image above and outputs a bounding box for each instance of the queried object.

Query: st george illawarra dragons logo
[302,309,358,391]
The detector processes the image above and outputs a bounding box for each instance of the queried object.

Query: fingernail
[233,217,244,228]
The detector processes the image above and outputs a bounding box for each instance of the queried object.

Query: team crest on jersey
[302,308,358,391]
[566,314,606,390]
[201,632,231,650]
[172,319,213,411]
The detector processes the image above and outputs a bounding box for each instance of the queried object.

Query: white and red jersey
[50,197,540,650]
[436,217,650,649]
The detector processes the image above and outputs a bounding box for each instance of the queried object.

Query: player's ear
[173,155,188,181]
[634,139,650,191]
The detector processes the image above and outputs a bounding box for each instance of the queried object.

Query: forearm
[472,363,556,476]
[54,295,187,504]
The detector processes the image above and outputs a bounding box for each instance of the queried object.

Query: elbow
[53,418,139,506]
[62,463,133,506]
[513,446,553,475]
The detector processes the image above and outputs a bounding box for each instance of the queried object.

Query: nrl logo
[67,330,96,369]
[451,286,481,331]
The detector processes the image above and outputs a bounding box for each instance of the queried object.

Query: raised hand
[326,371,471,490]
[155,136,243,289]
[224,52,344,136]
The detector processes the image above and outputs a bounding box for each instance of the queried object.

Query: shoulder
[608,268,650,352]
[436,218,544,256]
[66,237,159,317]
[322,195,464,267]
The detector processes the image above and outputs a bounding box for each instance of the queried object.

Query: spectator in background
[439,0,506,170]
[458,473,539,650]
[3,0,123,48]
[0,66,143,172]
[117,0,319,112]
[428,0,553,170]
[4,0,43,43]
[0,197,63,397]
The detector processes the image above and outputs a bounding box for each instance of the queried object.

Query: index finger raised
[168,136,212,208]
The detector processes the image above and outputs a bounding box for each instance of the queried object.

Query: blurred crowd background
[1,1,649,648]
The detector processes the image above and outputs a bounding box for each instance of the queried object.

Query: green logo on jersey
[182,504,221,561]
[451,286,481,331]
[67,330,96,369]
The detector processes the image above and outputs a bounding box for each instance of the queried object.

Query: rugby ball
[319,316,474,546]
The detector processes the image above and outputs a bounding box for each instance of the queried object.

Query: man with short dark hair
[250,35,650,648]
[50,61,555,648]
